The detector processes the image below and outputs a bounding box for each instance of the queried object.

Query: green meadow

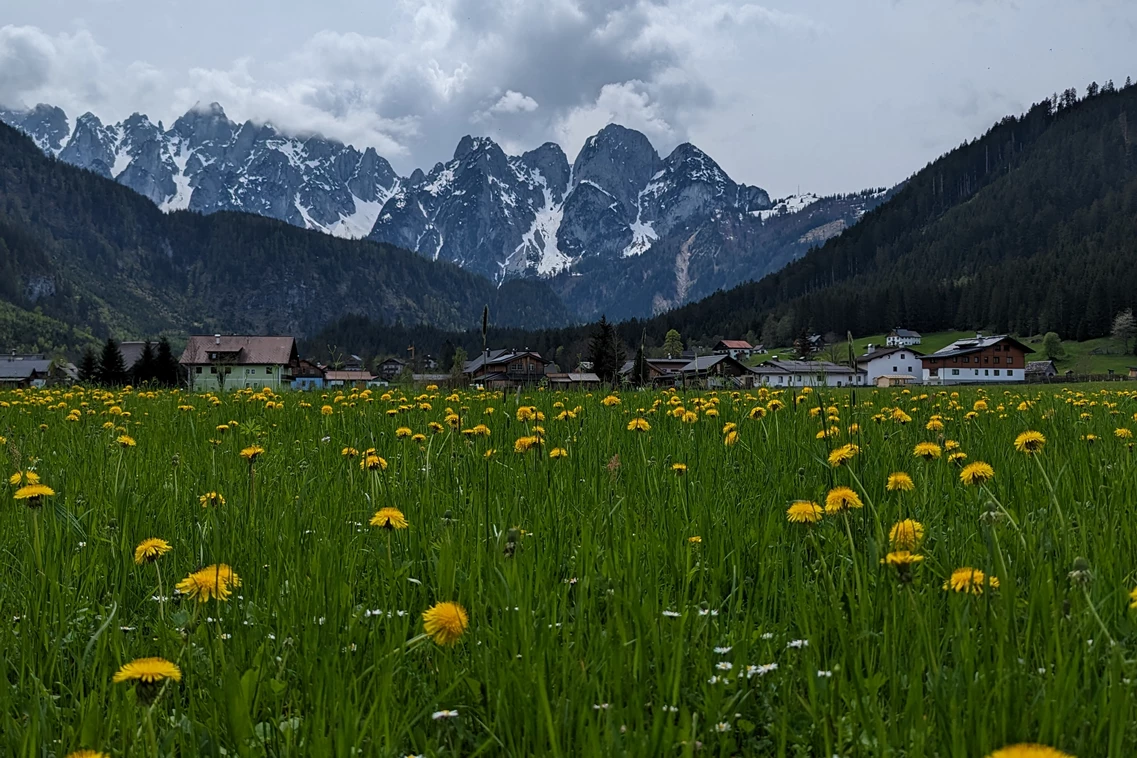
[2,383,1135,757]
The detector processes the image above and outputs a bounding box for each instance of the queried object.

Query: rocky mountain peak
[0,103,70,154]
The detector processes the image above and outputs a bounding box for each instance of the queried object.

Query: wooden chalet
[464,349,551,388]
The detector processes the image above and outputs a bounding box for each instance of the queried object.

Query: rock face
[1,102,399,239]
[2,101,887,319]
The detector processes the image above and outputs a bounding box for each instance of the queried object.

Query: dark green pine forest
[0,122,571,352]
[311,77,1137,362]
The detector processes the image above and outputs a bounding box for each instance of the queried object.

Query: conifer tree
[132,340,157,385]
[97,338,129,386]
[155,337,181,387]
[78,348,98,384]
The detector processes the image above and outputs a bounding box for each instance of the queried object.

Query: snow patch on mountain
[753,193,819,220]
[514,171,570,276]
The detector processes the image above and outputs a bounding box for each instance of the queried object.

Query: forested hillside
[647,79,1137,344]
[0,122,570,351]
[311,79,1137,364]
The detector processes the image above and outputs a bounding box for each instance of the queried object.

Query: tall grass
[1,384,1135,757]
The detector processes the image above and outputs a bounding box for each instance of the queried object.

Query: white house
[857,345,924,387]
[886,328,922,347]
[750,359,866,387]
[180,335,299,392]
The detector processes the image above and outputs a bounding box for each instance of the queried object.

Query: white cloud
[555,80,677,158]
[3,1,1136,195]
[489,90,539,114]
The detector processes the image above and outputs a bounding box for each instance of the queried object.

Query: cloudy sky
[1,0,1134,196]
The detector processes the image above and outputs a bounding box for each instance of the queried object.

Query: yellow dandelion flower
[320,405,334,415]
[888,519,925,550]
[1129,586,1137,610]
[516,406,536,422]
[65,751,111,758]
[827,443,859,467]
[115,434,136,447]
[422,601,469,646]
[370,507,409,530]
[886,472,914,492]
[688,535,702,544]
[428,421,445,434]
[361,453,388,471]
[627,418,651,432]
[395,427,413,438]
[549,447,568,459]
[14,483,55,504]
[411,433,426,443]
[112,657,182,684]
[722,422,737,435]
[239,445,264,462]
[133,538,171,565]
[9,470,40,486]
[341,447,359,458]
[1014,430,1046,454]
[198,491,225,508]
[724,429,739,446]
[882,550,924,567]
[913,442,942,460]
[748,406,767,420]
[943,567,999,594]
[682,411,698,424]
[601,395,621,407]
[824,486,863,514]
[959,461,995,486]
[176,564,241,602]
[1115,428,1133,439]
[514,435,541,454]
[786,500,823,523]
[983,745,1073,758]
[470,424,491,437]
[671,463,687,475]
[948,451,968,465]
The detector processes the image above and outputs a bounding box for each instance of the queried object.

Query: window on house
[953,357,958,363]
[1007,357,1014,365]
[984,369,989,376]
[994,369,1000,376]
[266,367,272,375]
[952,369,959,376]
[196,367,202,374]
[893,366,897,372]
[211,367,217,374]
[984,356,989,364]
[973,370,978,375]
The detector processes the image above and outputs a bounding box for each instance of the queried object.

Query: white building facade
[857,346,923,386]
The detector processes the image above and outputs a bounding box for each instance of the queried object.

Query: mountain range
[0,119,569,351]
[307,79,1137,364]
[0,103,889,321]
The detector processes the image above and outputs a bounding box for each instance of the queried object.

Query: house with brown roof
[713,339,761,360]
[920,334,1032,384]
[180,335,299,392]
[463,349,550,388]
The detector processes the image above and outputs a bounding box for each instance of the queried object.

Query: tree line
[78,338,183,387]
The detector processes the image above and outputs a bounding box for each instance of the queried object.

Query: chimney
[214,334,221,345]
